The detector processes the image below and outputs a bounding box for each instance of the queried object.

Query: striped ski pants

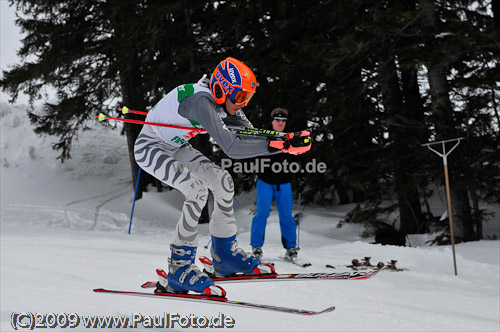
[134,125,237,247]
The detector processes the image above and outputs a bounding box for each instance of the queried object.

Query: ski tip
[98,113,106,121]
[121,106,129,114]
[93,288,106,292]
[303,306,336,315]
[321,306,336,314]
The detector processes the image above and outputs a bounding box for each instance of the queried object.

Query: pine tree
[0,0,217,198]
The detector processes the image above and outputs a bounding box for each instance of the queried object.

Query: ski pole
[120,106,148,116]
[204,190,246,249]
[128,167,142,235]
[297,192,301,249]
[97,112,288,138]
[97,113,205,132]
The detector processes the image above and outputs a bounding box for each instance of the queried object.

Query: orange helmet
[209,57,257,106]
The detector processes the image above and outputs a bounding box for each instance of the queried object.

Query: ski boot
[155,244,225,297]
[252,246,263,259]
[361,257,372,266]
[211,235,274,277]
[284,247,298,261]
[385,259,408,271]
[283,247,311,267]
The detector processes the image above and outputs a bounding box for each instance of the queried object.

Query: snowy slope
[1,102,499,331]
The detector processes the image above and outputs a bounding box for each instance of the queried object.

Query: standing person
[250,108,305,261]
[134,58,312,297]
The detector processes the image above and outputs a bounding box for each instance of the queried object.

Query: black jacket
[256,152,299,185]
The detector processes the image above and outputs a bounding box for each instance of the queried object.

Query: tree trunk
[401,63,431,234]
[427,67,474,242]
[378,48,423,234]
[110,1,152,199]
[329,65,376,203]
[492,0,500,27]
[469,189,482,240]
[332,171,351,205]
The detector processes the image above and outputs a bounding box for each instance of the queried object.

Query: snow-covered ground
[1,102,499,331]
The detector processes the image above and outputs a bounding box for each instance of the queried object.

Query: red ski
[93,288,335,315]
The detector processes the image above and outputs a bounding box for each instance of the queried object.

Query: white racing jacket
[145,82,278,159]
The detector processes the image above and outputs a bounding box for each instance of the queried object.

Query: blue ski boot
[211,235,275,277]
[155,244,225,297]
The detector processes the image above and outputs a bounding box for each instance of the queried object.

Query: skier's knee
[209,170,234,196]
[183,179,209,204]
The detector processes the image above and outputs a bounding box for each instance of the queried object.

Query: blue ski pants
[251,179,297,249]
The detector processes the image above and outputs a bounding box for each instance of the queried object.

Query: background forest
[1,0,499,243]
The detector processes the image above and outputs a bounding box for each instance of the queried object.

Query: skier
[134,57,312,297]
[250,108,305,261]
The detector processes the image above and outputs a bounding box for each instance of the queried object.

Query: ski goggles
[273,118,287,123]
[228,88,254,106]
